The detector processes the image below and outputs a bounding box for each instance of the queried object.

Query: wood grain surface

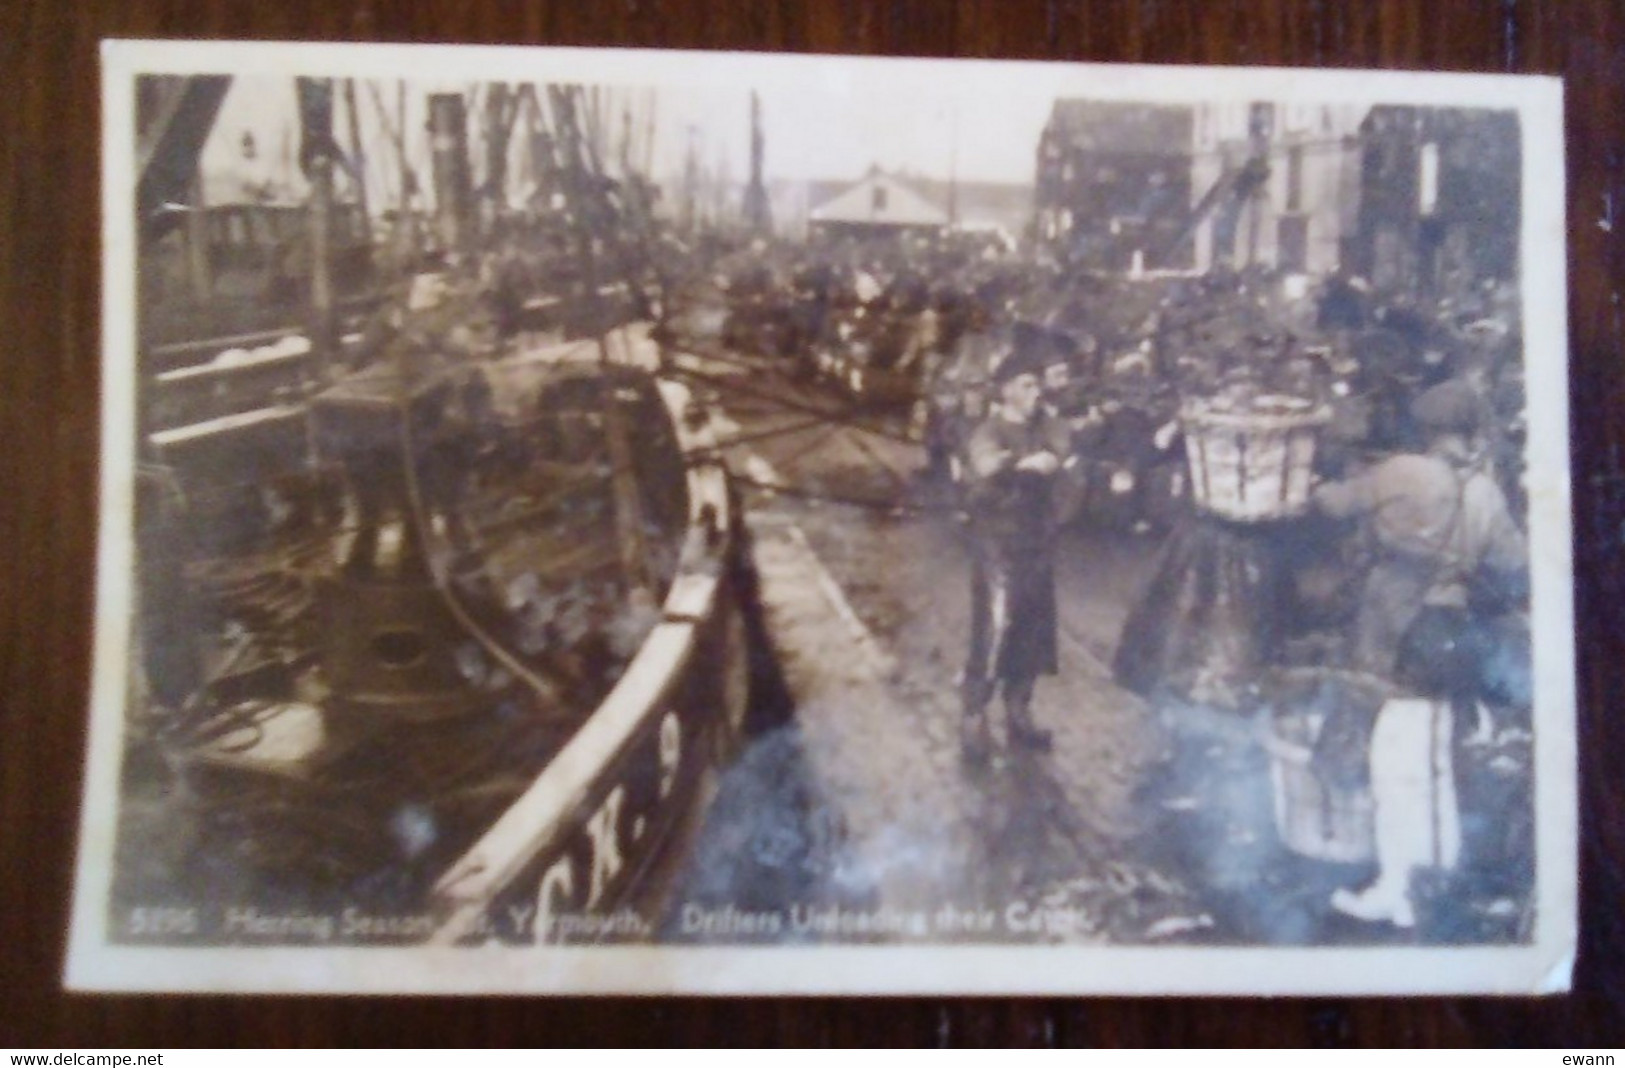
[3,0,1621,1047]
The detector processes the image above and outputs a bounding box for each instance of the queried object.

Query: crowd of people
[923,259,1529,932]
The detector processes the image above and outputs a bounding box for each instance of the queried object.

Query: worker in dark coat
[960,344,1076,761]
[1040,345,1098,529]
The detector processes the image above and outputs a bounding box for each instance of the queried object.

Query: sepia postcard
[70,39,1575,994]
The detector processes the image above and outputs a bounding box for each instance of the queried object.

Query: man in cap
[959,343,1077,762]
[1038,335,1099,529]
[1313,378,1526,676]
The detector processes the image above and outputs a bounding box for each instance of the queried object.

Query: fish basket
[1181,398,1330,522]
[1260,707,1375,865]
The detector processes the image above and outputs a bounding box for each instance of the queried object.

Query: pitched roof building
[808,167,949,241]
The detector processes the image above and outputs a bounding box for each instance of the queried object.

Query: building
[1033,101,1196,271]
[773,174,1029,247]
[1347,106,1520,298]
[806,167,949,243]
[1189,101,1365,275]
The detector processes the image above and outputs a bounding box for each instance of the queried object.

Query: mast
[482,83,517,234]
[297,77,338,377]
[183,163,211,305]
[427,92,474,256]
[365,79,419,272]
[516,84,551,211]
[620,99,634,178]
[641,90,657,177]
[546,85,654,601]
[743,91,771,236]
[396,81,416,265]
[681,126,699,236]
[343,79,371,227]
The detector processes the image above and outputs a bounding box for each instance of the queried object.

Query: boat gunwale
[427,372,734,942]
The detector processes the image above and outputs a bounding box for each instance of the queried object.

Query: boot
[961,712,993,766]
[1330,884,1415,929]
[1006,692,1052,752]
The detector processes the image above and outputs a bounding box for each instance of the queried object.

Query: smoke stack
[427,93,473,253]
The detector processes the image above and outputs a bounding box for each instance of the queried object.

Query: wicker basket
[1261,710,1375,864]
[1181,399,1330,522]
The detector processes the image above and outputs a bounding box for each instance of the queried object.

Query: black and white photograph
[70,40,1575,995]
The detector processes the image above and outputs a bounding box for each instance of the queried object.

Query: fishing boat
[115,74,768,946]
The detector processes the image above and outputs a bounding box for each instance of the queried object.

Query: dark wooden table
[3,0,1621,1047]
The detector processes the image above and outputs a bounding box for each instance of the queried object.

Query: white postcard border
[69,38,1575,996]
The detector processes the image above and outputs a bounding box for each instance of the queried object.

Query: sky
[197,73,1059,212]
[650,82,1057,186]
